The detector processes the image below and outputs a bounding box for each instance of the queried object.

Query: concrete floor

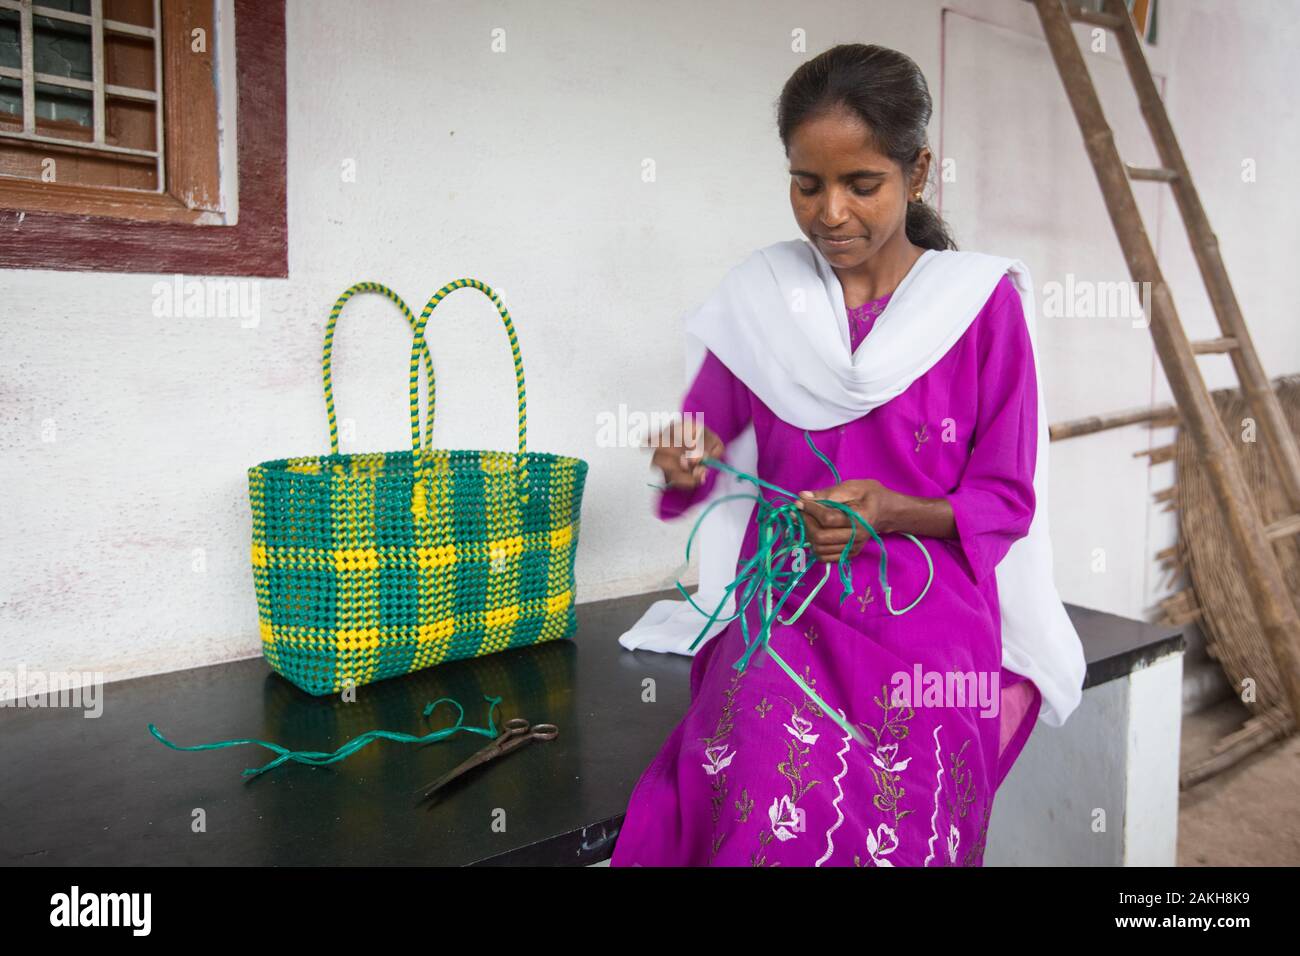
[1178,696,1300,866]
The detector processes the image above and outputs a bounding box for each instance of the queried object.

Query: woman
[610,44,1084,867]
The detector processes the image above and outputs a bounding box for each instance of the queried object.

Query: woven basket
[248,279,588,696]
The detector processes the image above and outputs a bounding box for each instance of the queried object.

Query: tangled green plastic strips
[650,430,934,746]
[148,695,505,779]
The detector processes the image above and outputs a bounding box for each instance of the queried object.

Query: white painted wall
[1,0,1294,691]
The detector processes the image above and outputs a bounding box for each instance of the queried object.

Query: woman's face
[787,109,927,270]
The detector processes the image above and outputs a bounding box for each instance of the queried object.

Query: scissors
[414,717,558,808]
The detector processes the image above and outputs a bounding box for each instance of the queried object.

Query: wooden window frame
[1,0,172,200]
[0,0,286,276]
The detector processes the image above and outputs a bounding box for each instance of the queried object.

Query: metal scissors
[414,717,558,808]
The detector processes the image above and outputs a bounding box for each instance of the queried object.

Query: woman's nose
[818,192,849,227]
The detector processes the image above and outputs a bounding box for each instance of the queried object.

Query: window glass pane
[34,15,92,83]
[36,0,93,15]
[35,80,92,135]
[0,9,19,71]
[0,76,20,126]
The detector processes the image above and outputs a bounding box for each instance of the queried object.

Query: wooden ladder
[1026,0,1300,777]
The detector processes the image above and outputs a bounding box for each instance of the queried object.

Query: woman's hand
[647,418,725,491]
[794,479,895,563]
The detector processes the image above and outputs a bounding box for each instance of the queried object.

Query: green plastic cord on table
[148,694,505,779]
[647,429,935,746]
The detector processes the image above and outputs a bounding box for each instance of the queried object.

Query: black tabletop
[0,588,1181,866]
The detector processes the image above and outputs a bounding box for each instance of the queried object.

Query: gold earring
[912,191,922,201]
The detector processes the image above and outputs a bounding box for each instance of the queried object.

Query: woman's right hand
[647,417,725,490]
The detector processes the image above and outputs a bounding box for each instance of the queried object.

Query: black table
[1,589,1181,866]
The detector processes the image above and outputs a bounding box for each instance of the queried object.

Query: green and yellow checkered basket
[247,279,588,696]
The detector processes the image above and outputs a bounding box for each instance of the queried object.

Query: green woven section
[249,448,587,696]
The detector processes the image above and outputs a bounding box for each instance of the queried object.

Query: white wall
[2,0,1295,689]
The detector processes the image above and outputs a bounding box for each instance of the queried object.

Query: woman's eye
[794,182,879,197]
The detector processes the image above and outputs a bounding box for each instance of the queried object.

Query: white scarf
[618,238,1086,728]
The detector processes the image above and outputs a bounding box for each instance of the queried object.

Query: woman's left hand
[794,479,896,563]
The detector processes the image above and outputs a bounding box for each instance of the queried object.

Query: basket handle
[322,282,436,456]
[408,278,529,505]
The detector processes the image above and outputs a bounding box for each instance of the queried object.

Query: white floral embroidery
[871,741,912,773]
[859,686,917,867]
[702,744,735,777]
[784,712,820,745]
[769,795,804,842]
[866,823,898,866]
[947,823,960,863]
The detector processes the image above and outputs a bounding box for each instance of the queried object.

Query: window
[1,0,220,220]
[0,0,286,277]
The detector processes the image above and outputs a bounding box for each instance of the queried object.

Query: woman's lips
[818,235,863,249]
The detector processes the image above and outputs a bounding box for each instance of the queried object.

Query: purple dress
[611,275,1043,867]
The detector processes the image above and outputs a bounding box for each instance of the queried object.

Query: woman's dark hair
[777,43,957,252]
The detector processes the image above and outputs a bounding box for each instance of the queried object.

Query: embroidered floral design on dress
[947,738,977,821]
[853,683,917,867]
[914,422,930,452]
[768,795,804,842]
[735,787,754,824]
[784,711,819,746]
[856,586,874,613]
[923,731,983,867]
[865,824,899,866]
[751,677,826,866]
[703,745,734,776]
[803,624,819,646]
[962,803,992,866]
[863,684,916,823]
[923,727,987,866]
[699,669,744,861]
[847,296,889,341]
[871,741,912,774]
